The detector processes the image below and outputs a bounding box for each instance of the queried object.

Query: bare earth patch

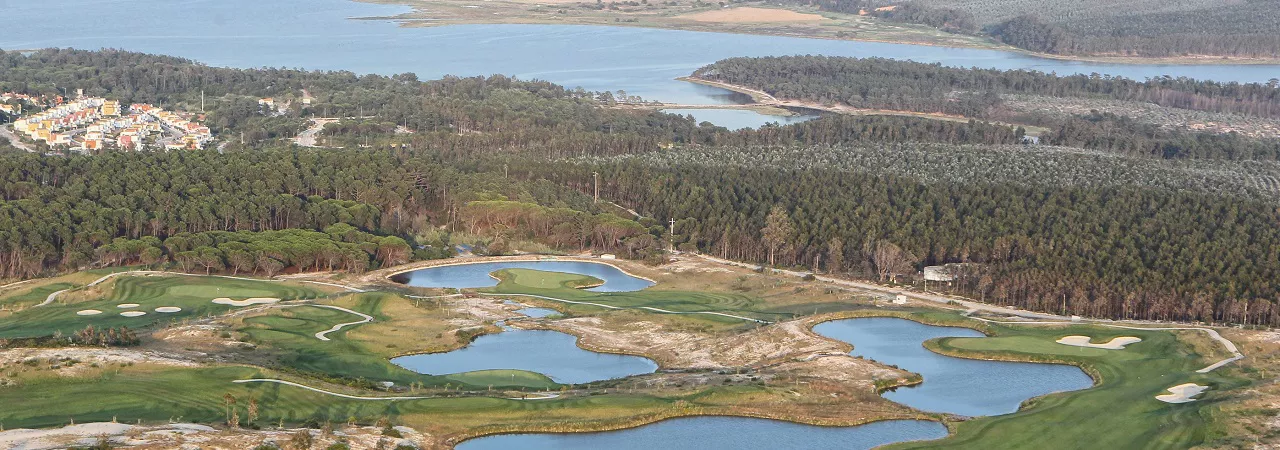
[676,7,826,23]
[0,348,198,376]
[0,423,427,450]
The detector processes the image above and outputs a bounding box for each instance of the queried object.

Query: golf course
[0,256,1269,449]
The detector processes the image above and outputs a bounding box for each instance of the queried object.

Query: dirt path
[0,124,35,153]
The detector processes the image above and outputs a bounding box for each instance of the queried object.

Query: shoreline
[355,0,1280,66]
[380,255,659,286]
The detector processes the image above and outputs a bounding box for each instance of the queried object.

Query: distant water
[1,0,1276,111]
[455,417,948,450]
[814,317,1093,417]
[391,328,657,384]
[392,261,654,292]
[516,307,560,318]
[661,108,819,130]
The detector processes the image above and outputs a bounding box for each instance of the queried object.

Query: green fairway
[886,318,1248,450]
[0,282,75,308]
[0,275,326,338]
[486,269,780,325]
[239,293,557,390]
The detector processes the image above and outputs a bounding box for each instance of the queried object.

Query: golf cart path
[496,293,768,323]
[310,304,374,341]
[232,379,430,400]
[233,379,559,401]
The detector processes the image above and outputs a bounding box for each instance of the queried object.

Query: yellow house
[102,100,121,116]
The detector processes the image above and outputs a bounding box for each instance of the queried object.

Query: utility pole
[592,172,600,203]
[201,90,205,113]
[669,218,676,252]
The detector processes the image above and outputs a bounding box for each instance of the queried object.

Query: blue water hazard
[392,261,654,292]
[455,416,948,450]
[391,328,657,384]
[814,317,1094,417]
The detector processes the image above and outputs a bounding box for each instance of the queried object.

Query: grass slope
[0,275,326,338]
[887,320,1247,449]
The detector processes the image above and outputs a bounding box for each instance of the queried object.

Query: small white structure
[922,266,955,282]
[893,294,908,305]
[599,254,617,260]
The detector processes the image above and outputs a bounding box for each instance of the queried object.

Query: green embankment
[886,319,1247,449]
[239,292,556,390]
[0,275,326,338]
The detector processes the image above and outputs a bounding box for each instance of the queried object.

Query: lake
[391,328,658,384]
[391,260,654,292]
[455,416,947,450]
[2,0,1276,123]
[814,317,1094,417]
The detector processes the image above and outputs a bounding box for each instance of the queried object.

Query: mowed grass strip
[239,293,557,390]
[886,319,1249,449]
[0,275,326,338]
[486,269,778,323]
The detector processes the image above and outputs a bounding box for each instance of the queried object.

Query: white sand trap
[76,309,103,316]
[155,306,182,313]
[120,311,147,317]
[117,303,140,308]
[1156,383,1209,403]
[1056,335,1142,349]
[212,297,281,307]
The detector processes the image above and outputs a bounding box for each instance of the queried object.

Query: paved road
[0,124,35,152]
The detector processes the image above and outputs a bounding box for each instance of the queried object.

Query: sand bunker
[117,303,140,308]
[678,7,826,23]
[1056,335,1142,349]
[1156,383,1208,403]
[76,309,102,316]
[155,307,182,313]
[120,311,147,317]
[212,297,281,307]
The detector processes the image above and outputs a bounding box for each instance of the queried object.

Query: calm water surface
[392,260,654,292]
[455,416,947,450]
[2,0,1276,110]
[516,307,560,318]
[814,317,1093,417]
[391,328,657,384]
[661,108,819,130]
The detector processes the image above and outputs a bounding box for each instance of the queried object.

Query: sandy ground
[660,258,732,274]
[677,7,826,23]
[1156,383,1209,403]
[0,348,198,377]
[213,297,281,307]
[0,423,426,450]
[1056,335,1142,349]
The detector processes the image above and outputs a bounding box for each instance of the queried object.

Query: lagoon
[455,416,947,450]
[815,317,1094,417]
[391,328,657,384]
[391,260,654,292]
[2,0,1277,113]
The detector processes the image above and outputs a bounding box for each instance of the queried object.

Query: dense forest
[693,55,1280,159]
[5,49,1280,326]
[801,0,1280,58]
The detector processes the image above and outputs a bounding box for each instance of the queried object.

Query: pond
[391,328,657,384]
[391,260,654,292]
[455,416,947,450]
[813,317,1094,417]
[516,307,560,318]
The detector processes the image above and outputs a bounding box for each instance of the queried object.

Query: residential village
[2,91,213,152]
